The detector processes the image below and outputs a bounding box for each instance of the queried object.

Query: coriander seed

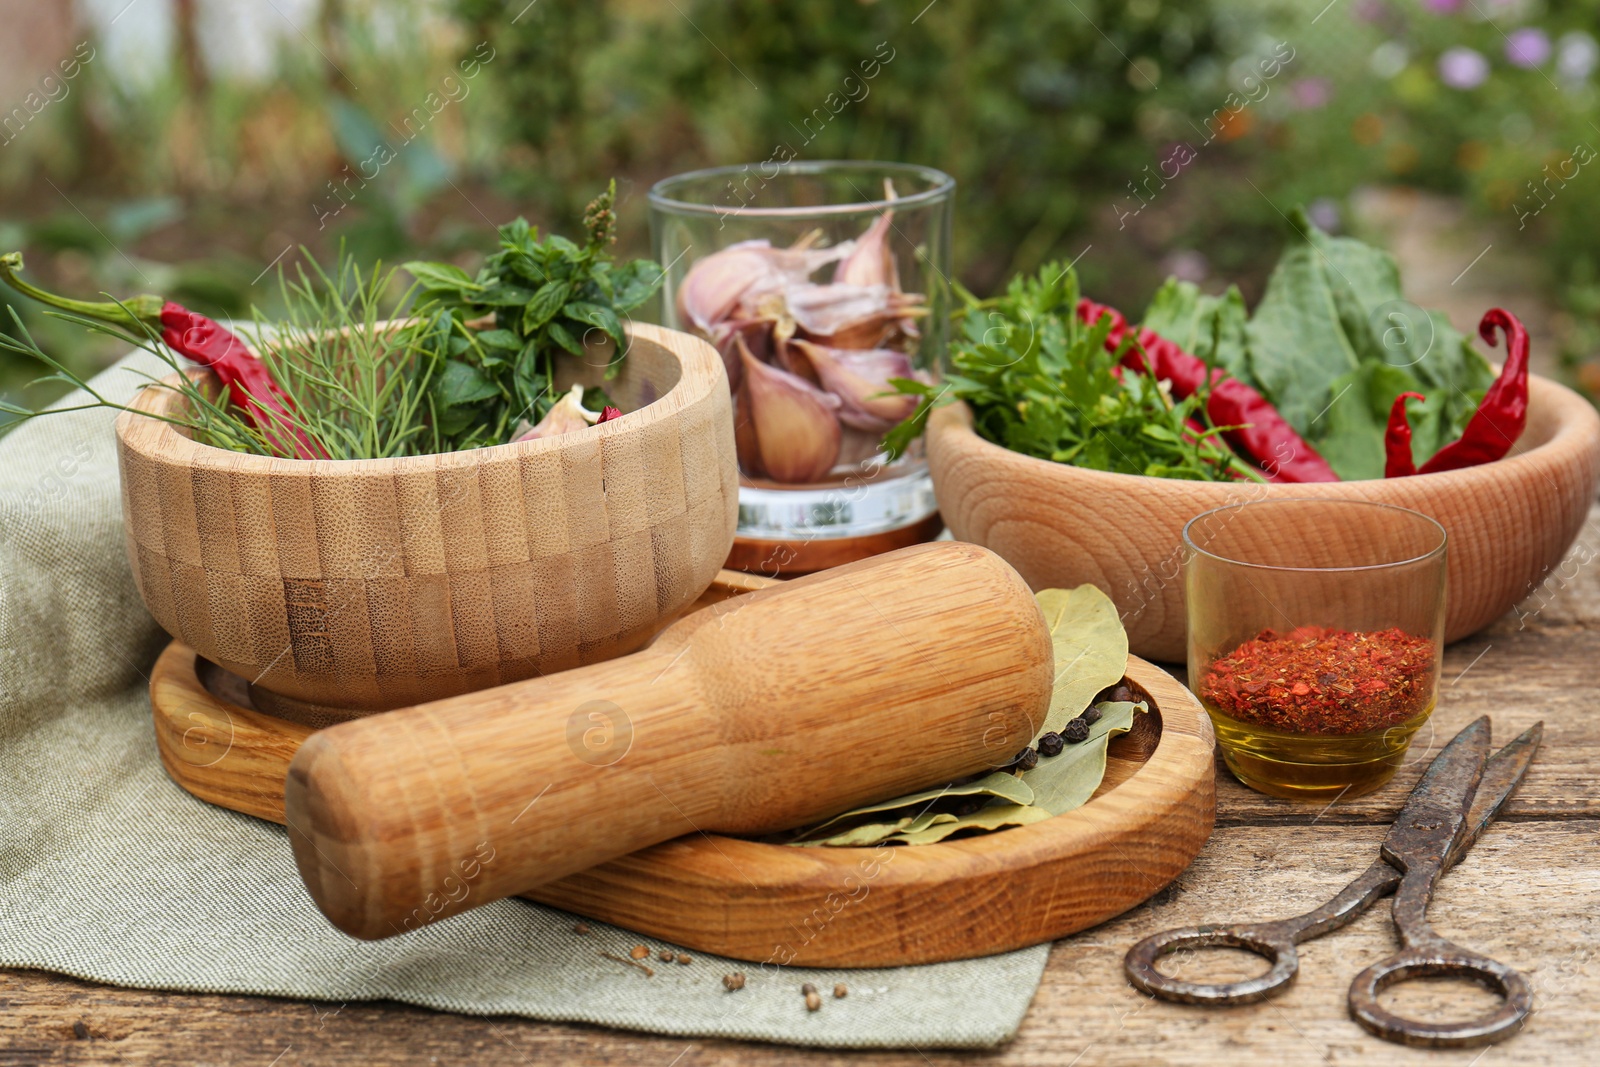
[629,944,649,960]
[723,972,746,991]
[677,954,692,965]
[805,991,822,1012]
[659,948,674,963]
[834,983,848,998]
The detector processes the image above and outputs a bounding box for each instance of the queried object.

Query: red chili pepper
[1382,391,1426,478]
[1078,298,1340,483]
[1,253,322,459]
[597,405,623,423]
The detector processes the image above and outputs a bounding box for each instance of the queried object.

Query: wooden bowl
[929,373,1600,663]
[116,322,738,714]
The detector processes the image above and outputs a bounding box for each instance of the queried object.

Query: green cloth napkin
[0,354,1048,1050]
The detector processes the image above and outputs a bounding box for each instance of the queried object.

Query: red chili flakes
[1198,625,1436,736]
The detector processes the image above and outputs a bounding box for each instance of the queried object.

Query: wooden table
[5,506,1597,1066]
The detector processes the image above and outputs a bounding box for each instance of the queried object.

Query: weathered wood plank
[4,821,1595,1065]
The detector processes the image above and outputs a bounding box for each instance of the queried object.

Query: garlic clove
[511,383,601,442]
[789,339,920,432]
[782,283,928,350]
[677,240,774,333]
[737,336,842,483]
[834,211,900,291]
[678,239,853,334]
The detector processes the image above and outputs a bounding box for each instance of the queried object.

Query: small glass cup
[648,161,953,549]
[1183,499,1447,800]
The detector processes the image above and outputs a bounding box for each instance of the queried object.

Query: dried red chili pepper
[1199,625,1436,736]
[1382,391,1426,478]
[0,254,321,459]
[1385,308,1530,478]
[1078,298,1339,483]
[597,405,624,423]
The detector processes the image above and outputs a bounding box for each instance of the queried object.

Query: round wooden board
[151,585,1215,968]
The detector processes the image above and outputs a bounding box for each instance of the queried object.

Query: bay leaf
[791,771,1034,844]
[801,811,959,848]
[1023,701,1145,815]
[883,803,1053,845]
[1035,586,1128,735]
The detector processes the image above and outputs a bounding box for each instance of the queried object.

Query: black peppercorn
[1110,685,1133,704]
[1080,706,1102,726]
[1010,746,1039,772]
[1062,718,1090,744]
[1037,732,1064,757]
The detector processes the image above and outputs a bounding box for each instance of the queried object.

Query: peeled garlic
[789,340,920,432]
[511,384,600,442]
[736,337,841,483]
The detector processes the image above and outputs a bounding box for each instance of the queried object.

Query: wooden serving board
[151,570,1215,967]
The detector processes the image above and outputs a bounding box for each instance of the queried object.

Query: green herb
[883,264,1258,481]
[0,249,438,461]
[401,180,664,449]
[1147,209,1494,480]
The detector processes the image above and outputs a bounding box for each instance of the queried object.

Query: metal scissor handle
[1348,942,1532,1048]
[1127,861,1398,1006]
[1124,921,1301,1005]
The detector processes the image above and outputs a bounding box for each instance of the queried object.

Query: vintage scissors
[1125,716,1541,1049]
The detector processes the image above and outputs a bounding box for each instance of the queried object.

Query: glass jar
[648,161,954,569]
[1183,499,1448,800]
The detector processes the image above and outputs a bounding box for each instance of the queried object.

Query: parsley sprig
[885,264,1258,482]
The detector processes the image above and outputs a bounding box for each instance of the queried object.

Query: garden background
[2,0,1597,415]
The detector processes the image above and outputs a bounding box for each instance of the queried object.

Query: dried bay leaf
[1023,701,1145,815]
[801,811,960,848]
[884,804,1053,845]
[1036,586,1128,735]
[791,771,1035,844]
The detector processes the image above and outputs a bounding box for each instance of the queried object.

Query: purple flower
[1438,46,1490,89]
[1290,77,1333,109]
[1308,198,1342,233]
[1557,31,1599,82]
[1505,28,1552,68]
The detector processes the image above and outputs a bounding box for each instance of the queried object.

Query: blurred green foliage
[4,0,1600,418]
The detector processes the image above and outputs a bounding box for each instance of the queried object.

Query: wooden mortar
[115,322,738,714]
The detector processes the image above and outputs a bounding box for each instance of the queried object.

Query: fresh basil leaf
[610,260,666,313]
[546,319,584,356]
[563,300,625,348]
[434,359,500,408]
[476,285,537,307]
[522,280,570,333]
[403,261,481,293]
[475,328,521,351]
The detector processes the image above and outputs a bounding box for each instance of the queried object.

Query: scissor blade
[1381,716,1490,873]
[1446,721,1543,869]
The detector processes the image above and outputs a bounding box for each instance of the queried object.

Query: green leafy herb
[884,265,1258,481]
[0,249,442,461]
[400,180,664,449]
[1155,209,1495,480]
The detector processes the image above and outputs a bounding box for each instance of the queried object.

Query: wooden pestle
[285,542,1052,940]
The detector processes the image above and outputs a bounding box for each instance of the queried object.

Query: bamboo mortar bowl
[115,322,738,717]
[928,373,1600,663]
